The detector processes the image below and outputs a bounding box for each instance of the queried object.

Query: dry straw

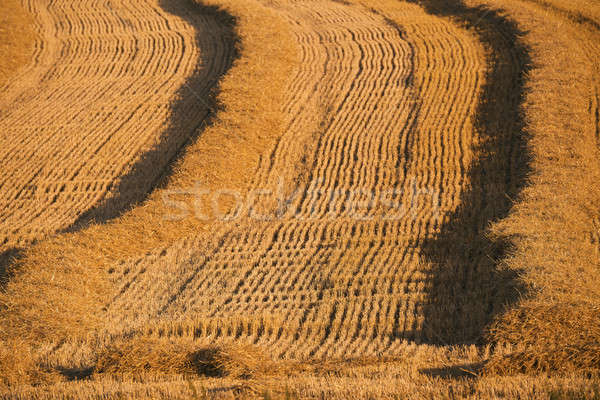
[1,0,600,397]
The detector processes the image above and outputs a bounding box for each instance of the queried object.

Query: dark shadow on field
[56,366,94,381]
[420,362,483,378]
[68,0,239,230]
[408,0,533,344]
[0,248,22,290]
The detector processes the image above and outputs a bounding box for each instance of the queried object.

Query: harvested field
[1,0,599,397]
[0,0,36,89]
[99,0,491,357]
[0,0,235,259]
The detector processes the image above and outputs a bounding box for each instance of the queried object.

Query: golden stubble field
[0,0,36,89]
[0,0,599,398]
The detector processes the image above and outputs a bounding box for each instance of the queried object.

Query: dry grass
[0,339,61,390]
[468,0,600,375]
[0,0,237,257]
[1,0,600,397]
[0,0,298,343]
[487,303,600,375]
[95,338,275,380]
[90,0,489,360]
[4,357,600,399]
[0,0,299,389]
[0,0,35,88]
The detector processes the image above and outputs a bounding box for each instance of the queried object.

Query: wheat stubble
[97,0,486,361]
[0,0,232,255]
[3,0,600,396]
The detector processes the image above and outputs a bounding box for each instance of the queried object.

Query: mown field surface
[0,0,599,398]
[0,0,36,89]
[0,0,235,259]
